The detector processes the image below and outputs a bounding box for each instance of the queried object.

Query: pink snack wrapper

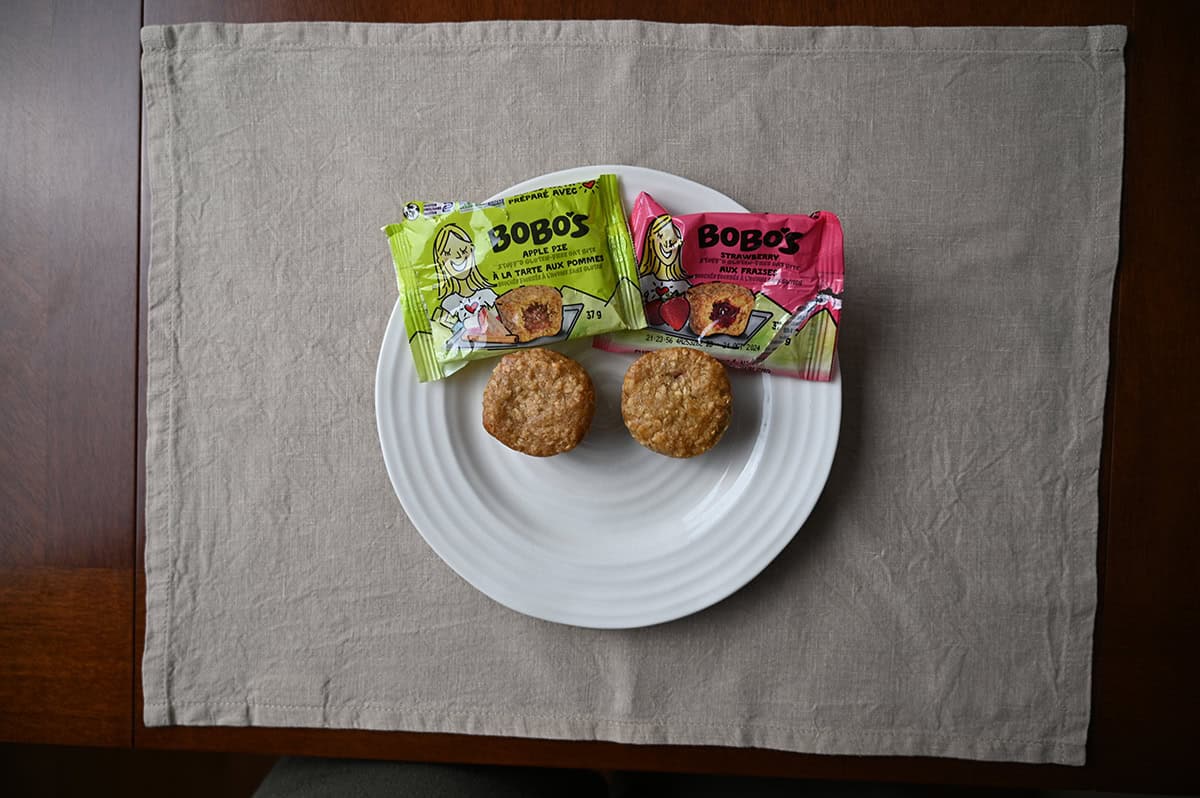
[594,192,844,380]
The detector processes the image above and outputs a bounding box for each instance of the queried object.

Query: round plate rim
[374,164,842,628]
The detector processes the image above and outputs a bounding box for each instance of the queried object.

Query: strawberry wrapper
[594,192,844,381]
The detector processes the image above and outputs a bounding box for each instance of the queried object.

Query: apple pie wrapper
[594,192,844,381]
[385,174,646,382]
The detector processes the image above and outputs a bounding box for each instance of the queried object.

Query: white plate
[375,165,841,628]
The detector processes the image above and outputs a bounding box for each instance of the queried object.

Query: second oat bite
[384,175,646,382]
[594,192,844,381]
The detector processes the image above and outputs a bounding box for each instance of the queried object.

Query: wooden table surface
[2,0,1197,792]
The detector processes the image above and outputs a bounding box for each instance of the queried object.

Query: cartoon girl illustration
[431,222,497,336]
[637,214,690,301]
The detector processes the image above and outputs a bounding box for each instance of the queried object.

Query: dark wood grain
[0,569,133,746]
[0,0,141,746]
[1088,0,1200,783]
[141,0,1130,26]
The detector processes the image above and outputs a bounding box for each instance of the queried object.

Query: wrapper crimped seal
[385,174,646,382]
[594,192,843,381]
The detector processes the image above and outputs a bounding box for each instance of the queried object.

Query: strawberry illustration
[660,296,690,331]
[645,299,664,326]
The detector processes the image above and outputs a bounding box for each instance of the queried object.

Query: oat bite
[482,349,595,457]
[495,285,564,343]
[687,282,755,338]
[621,348,733,458]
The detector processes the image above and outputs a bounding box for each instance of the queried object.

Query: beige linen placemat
[141,21,1125,765]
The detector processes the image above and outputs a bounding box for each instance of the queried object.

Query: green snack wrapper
[385,174,645,382]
